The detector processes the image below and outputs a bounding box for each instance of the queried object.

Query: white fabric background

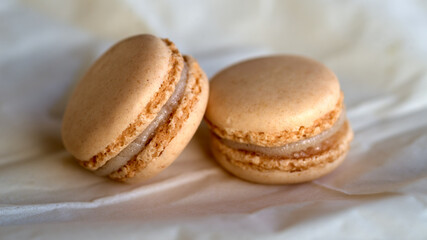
[1,0,427,239]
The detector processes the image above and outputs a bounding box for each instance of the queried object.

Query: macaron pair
[62,34,209,182]
[62,34,352,184]
[205,55,353,184]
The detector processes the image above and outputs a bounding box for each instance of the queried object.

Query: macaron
[62,34,209,182]
[205,55,353,184]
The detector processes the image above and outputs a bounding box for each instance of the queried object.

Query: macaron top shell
[205,55,342,146]
[62,34,183,161]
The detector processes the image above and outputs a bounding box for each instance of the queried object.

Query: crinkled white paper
[1,0,427,239]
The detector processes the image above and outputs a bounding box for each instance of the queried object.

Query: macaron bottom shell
[211,121,353,184]
[108,57,209,183]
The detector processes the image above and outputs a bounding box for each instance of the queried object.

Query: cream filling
[95,64,188,176]
[221,111,346,158]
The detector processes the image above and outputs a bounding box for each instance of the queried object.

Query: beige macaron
[205,55,353,184]
[62,34,209,182]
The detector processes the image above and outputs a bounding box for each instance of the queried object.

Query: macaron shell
[214,144,348,184]
[62,34,184,164]
[109,56,209,182]
[211,120,353,184]
[205,55,341,146]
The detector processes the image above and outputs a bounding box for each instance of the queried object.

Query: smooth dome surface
[62,34,176,160]
[206,55,341,134]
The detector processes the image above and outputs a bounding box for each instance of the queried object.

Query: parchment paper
[1,0,426,239]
